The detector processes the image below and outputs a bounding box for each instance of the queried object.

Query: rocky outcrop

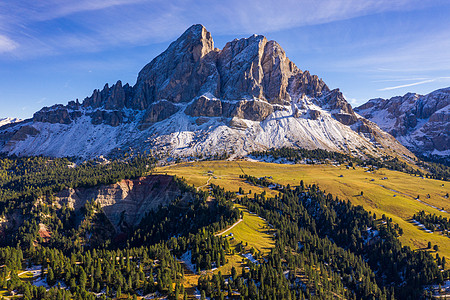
[25,24,344,125]
[309,110,321,120]
[231,100,274,121]
[140,101,179,128]
[229,117,248,129]
[8,125,40,142]
[355,87,450,159]
[90,110,124,127]
[288,71,329,99]
[333,113,358,126]
[217,37,298,104]
[185,96,274,122]
[185,96,223,117]
[318,89,358,125]
[83,81,133,109]
[51,175,189,231]
[33,105,81,124]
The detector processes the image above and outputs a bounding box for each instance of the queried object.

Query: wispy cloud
[0,0,445,59]
[378,77,450,91]
[378,79,435,91]
[0,34,18,53]
[372,77,429,83]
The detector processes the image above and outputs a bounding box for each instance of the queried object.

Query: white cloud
[0,34,17,53]
[343,94,359,105]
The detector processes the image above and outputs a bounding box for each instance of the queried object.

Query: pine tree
[47,267,55,286]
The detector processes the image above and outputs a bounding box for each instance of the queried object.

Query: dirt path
[236,161,246,175]
[197,176,212,191]
[215,218,243,236]
[6,268,41,281]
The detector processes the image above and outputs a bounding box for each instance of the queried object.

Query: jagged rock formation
[355,88,450,160]
[0,24,414,161]
[48,175,189,231]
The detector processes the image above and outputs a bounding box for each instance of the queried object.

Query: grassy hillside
[156,160,450,264]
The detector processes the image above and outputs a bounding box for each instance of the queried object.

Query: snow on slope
[2,94,383,159]
[5,114,145,158]
[0,117,21,128]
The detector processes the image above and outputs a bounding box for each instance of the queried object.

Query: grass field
[156,160,450,265]
[221,204,275,253]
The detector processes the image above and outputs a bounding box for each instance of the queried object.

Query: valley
[0,154,448,299]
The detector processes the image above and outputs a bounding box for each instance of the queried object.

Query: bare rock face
[185,96,223,117]
[133,24,219,108]
[217,37,298,104]
[321,89,355,115]
[229,117,248,129]
[333,113,358,126]
[355,87,450,159]
[51,175,188,231]
[25,24,350,126]
[140,100,179,128]
[90,110,124,127]
[195,117,210,125]
[288,71,329,99]
[231,100,274,121]
[309,110,321,120]
[319,89,358,125]
[33,105,73,124]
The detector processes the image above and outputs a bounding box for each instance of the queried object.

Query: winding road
[215,218,243,236]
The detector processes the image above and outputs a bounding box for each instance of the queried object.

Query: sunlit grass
[156,160,450,264]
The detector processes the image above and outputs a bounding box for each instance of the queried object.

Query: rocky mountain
[355,88,449,162]
[0,117,21,128]
[0,24,413,161]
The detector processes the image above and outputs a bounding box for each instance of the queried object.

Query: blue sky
[1,0,450,119]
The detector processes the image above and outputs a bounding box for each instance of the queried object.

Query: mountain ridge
[0,25,413,161]
[355,87,449,162]
[0,117,21,128]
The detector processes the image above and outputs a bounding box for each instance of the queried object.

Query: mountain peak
[176,24,214,60]
[185,23,205,33]
[182,24,208,39]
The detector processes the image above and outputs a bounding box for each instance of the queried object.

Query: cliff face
[51,175,189,231]
[0,24,414,161]
[355,88,450,160]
